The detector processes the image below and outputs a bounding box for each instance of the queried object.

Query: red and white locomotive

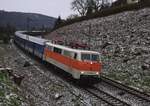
[14,31,102,79]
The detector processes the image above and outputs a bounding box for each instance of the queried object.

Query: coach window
[45,45,48,48]
[53,47,62,54]
[48,46,52,51]
[46,45,48,49]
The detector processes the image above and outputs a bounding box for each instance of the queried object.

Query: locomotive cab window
[53,47,62,54]
[81,54,90,61]
[81,53,99,61]
[91,54,99,61]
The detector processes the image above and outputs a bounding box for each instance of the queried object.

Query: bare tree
[71,0,88,16]
[71,0,113,16]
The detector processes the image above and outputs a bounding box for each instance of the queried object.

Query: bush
[0,33,10,44]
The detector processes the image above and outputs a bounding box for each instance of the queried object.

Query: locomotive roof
[46,42,100,54]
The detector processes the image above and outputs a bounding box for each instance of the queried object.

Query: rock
[101,42,112,49]
[117,91,125,96]
[141,64,149,70]
[54,93,62,100]
[23,61,30,67]
[123,58,130,63]
[0,68,13,76]
[13,75,24,86]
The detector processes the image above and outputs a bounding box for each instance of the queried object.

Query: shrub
[0,33,10,44]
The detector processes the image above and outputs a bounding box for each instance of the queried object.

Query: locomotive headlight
[91,62,93,64]
[81,71,84,74]
[96,72,99,75]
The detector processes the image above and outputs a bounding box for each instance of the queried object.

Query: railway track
[80,85,130,106]
[101,76,150,101]
[75,75,150,106]
[100,76,150,105]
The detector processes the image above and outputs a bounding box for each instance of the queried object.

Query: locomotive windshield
[91,54,99,61]
[81,53,100,61]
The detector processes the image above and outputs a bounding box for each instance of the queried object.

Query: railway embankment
[46,8,150,93]
[0,44,26,105]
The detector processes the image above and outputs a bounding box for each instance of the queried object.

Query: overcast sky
[0,0,74,19]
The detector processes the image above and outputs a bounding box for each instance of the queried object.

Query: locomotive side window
[53,47,62,54]
[63,50,71,57]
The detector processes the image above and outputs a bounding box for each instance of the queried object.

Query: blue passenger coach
[14,31,48,59]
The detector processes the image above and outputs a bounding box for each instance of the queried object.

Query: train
[14,31,102,79]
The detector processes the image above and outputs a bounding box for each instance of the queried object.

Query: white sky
[0,0,117,19]
[0,0,74,19]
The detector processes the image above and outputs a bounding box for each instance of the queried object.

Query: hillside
[0,10,57,30]
[46,8,150,92]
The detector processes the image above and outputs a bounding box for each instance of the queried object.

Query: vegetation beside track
[0,70,23,106]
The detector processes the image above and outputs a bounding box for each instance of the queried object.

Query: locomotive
[14,31,102,79]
